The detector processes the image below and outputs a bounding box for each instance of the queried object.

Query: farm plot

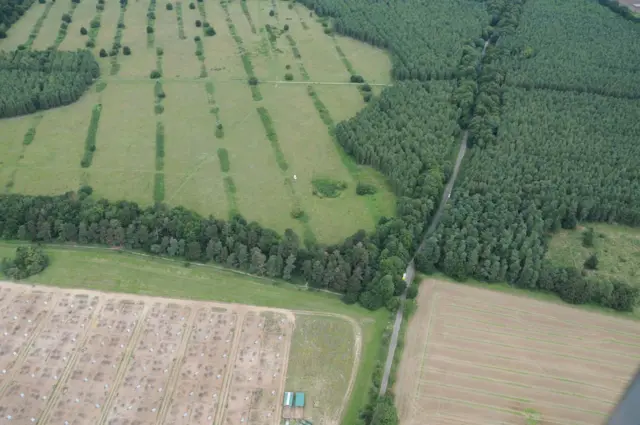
[396,280,640,425]
[0,282,295,425]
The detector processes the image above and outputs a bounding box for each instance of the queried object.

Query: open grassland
[547,224,640,287]
[396,280,640,425]
[0,242,387,424]
[0,0,394,244]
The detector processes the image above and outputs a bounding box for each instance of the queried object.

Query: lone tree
[584,253,599,270]
[99,48,108,57]
[189,2,195,8]
[284,73,293,81]
[269,9,275,16]
[204,26,215,36]
[123,46,131,55]
[166,2,173,10]
[80,26,88,35]
[195,19,202,27]
[1,246,49,280]
[248,76,258,85]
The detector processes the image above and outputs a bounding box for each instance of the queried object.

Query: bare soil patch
[0,282,294,425]
[396,279,640,425]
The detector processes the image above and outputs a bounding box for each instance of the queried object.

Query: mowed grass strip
[80,104,102,168]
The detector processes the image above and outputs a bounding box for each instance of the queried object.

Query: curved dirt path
[293,310,363,424]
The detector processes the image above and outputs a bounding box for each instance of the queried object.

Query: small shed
[283,392,294,407]
[294,392,305,407]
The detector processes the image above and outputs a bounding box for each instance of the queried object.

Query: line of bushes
[146,0,157,47]
[154,172,165,203]
[239,0,257,33]
[155,121,165,171]
[217,148,230,172]
[256,107,288,171]
[24,1,53,49]
[109,5,127,75]
[175,1,186,39]
[80,103,102,168]
[53,3,79,48]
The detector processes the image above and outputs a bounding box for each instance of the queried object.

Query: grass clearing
[285,314,356,422]
[547,223,640,287]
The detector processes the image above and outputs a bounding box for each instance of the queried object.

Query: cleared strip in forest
[239,0,257,34]
[147,0,157,47]
[154,121,165,202]
[23,1,54,49]
[80,104,103,168]
[255,106,317,243]
[175,1,186,39]
[87,0,106,47]
[109,5,127,76]
[53,0,79,48]
[220,0,262,101]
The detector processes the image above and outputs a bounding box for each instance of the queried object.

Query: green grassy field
[0,241,388,424]
[0,0,394,244]
[546,223,640,288]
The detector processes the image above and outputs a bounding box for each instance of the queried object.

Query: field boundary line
[215,311,246,425]
[272,311,294,424]
[411,291,438,414]
[293,310,362,423]
[38,297,107,425]
[96,302,152,425]
[0,292,60,399]
[154,305,198,425]
[422,365,618,405]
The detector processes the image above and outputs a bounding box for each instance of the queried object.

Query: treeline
[597,0,640,23]
[0,49,99,118]
[502,0,640,98]
[295,0,486,80]
[417,87,640,312]
[0,0,35,38]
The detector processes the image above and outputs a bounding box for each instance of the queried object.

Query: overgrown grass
[155,45,164,76]
[334,44,355,75]
[155,121,165,171]
[256,107,288,171]
[95,81,107,93]
[154,172,165,202]
[312,178,347,198]
[87,2,105,46]
[80,104,102,168]
[175,1,186,39]
[240,0,257,34]
[223,176,238,218]
[204,81,223,137]
[307,86,335,130]
[24,1,54,49]
[217,148,230,172]
[147,0,157,47]
[22,115,42,146]
[110,6,127,76]
[285,34,301,58]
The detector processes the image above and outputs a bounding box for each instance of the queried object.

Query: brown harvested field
[396,279,640,425]
[0,282,293,425]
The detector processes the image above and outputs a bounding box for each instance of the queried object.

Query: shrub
[109,49,117,56]
[1,246,49,280]
[203,21,210,27]
[350,74,364,83]
[195,20,202,27]
[312,178,347,198]
[285,64,291,70]
[123,46,131,55]
[582,227,595,248]
[90,18,100,28]
[288,3,293,9]
[156,47,164,56]
[61,13,72,23]
[60,22,68,30]
[361,83,372,92]
[146,25,154,33]
[290,207,304,219]
[85,40,95,47]
[323,28,332,35]
[99,48,108,57]
[269,9,275,16]
[584,254,599,270]
[284,73,293,81]
[356,182,377,195]
[204,26,215,36]
[321,22,328,28]
[166,2,173,10]
[147,11,155,19]
[118,22,125,29]
[194,35,201,41]
[150,69,162,79]
[189,2,195,8]
[248,76,258,85]
[96,3,104,10]
[283,24,289,31]
[17,44,26,50]
[363,92,372,102]
[80,26,88,35]
[154,103,164,114]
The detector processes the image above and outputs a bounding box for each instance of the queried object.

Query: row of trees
[417,87,640,311]
[296,0,486,81]
[0,49,99,118]
[502,0,640,98]
[0,0,35,38]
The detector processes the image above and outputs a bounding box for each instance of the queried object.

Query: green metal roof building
[294,392,305,407]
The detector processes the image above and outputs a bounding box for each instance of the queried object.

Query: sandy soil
[396,279,640,425]
[0,281,294,425]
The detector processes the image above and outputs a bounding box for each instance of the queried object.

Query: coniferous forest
[1,0,639,317]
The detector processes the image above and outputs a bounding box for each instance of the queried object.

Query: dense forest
[296,0,486,80]
[0,49,100,118]
[0,0,35,38]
